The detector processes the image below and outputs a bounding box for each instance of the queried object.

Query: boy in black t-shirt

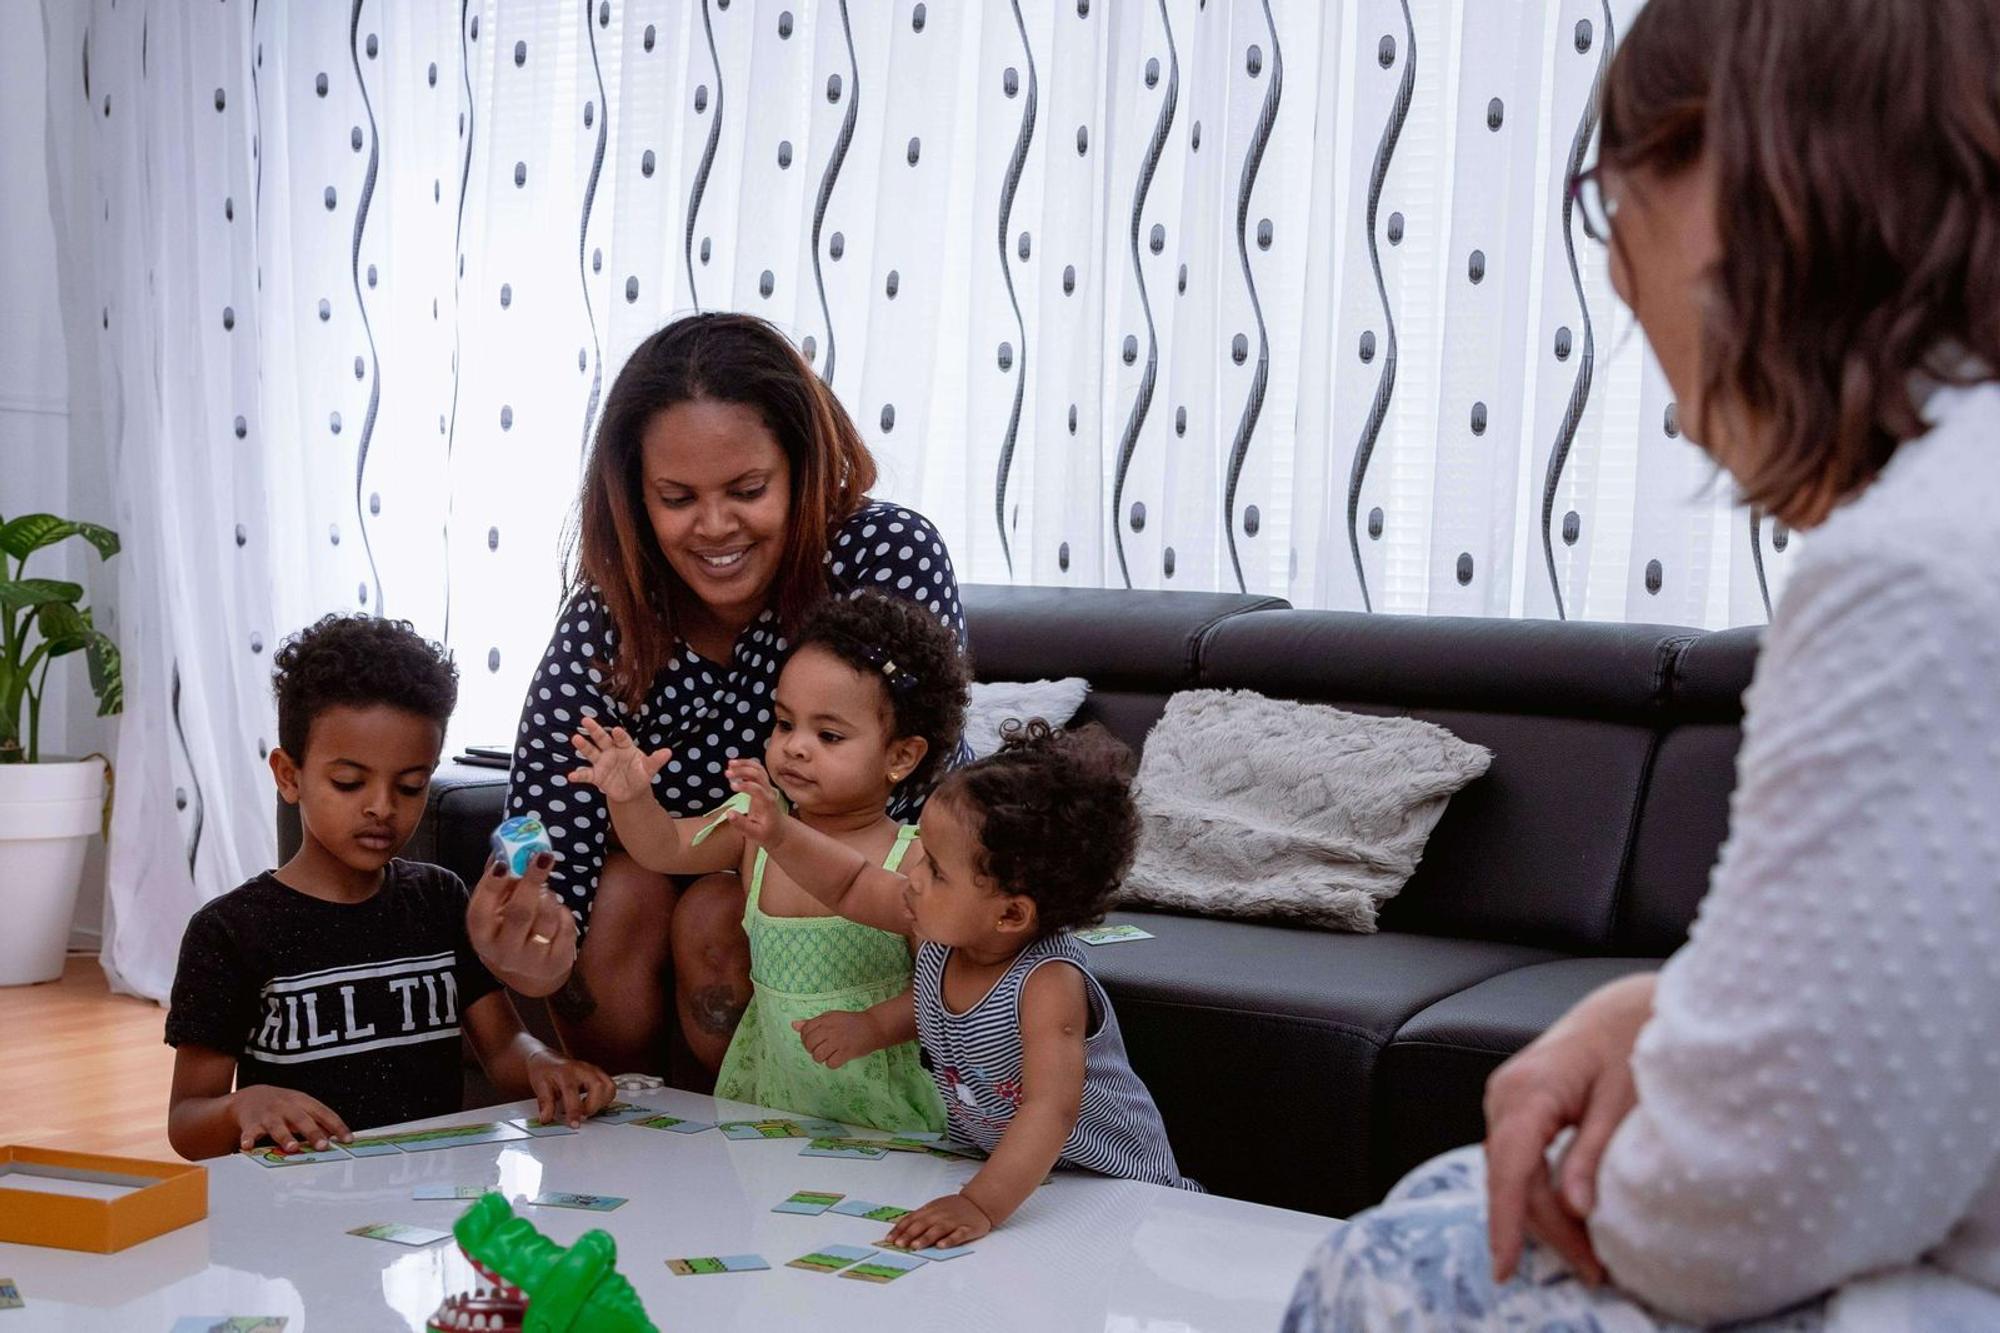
[166,615,614,1158]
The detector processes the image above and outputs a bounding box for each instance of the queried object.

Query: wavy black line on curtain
[349,2,384,617]
[685,0,724,310]
[809,1,859,386]
[1540,0,1615,621]
[170,663,204,877]
[1748,506,1773,619]
[993,0,1038,577]
[1345,0,1415,614]
[1222,0,1282,593]
[577,0,609,472]
[249,1,262,213]
[1109,0,1178,589]
[442,0,476,647]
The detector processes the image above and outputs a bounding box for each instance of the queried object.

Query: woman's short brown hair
[571,313,877,707]
[1602,0,2000,527]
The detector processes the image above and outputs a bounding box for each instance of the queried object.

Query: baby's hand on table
[886,1192,993,1250]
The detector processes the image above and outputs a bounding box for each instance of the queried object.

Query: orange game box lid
[0,1145,208,1253]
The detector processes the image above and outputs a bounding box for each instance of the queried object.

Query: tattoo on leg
[690,984,747,1037]
[550,967,597,1022]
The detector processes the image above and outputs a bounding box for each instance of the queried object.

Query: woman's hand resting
[1483,971,1657,1286]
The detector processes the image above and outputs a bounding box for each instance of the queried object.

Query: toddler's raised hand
[724,759,790,849]
[567,715,671,803]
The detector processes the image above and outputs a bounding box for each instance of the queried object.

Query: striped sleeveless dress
[912,933,1196,1190]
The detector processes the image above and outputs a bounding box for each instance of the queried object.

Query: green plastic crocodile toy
[426,1193,658,1333]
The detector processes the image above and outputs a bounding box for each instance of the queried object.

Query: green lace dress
[712,825,947,1134]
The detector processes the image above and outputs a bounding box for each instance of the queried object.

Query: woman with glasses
[1286,0,2000,1327]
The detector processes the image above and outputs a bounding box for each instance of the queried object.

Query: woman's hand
[792,1009,888,1070]
[228,1085,352,1153]
[886,1192,993,1251]
[724,759,790,850]
[525,1049,617,1128]
[567,716,672,804]
[466,852,577,997]
[1483,971,1657,1285]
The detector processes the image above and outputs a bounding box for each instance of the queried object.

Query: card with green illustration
[528,1191,627,1212]
[840,1252,927,1283]
[772,1189,844,1215]
[589,1101,663,1125]
[240,1144,350,1167]
[829,1198,910,1222]
[0,1279,20,1310]
[336,1137,406,1158]
[412,1183,490,1201]
[1073,923,1155,946]
[507,1116,581,1137]
[719,1118,808,1140]
[167,1320,287,1332]
[629,1113,714,1134]
[801,1138,888,1160]
[377,1121,529,1153]
[666,1254,768,1276]
[786,1243,876,1274]
[346,1221,450,1247]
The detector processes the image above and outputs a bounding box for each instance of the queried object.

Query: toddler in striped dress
[724,719,1194,1250]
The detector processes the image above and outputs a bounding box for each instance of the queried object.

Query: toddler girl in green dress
[567,592,966,1133]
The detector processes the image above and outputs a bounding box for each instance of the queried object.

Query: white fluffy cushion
[962,678,1091,760]
[1121,689,1492,932]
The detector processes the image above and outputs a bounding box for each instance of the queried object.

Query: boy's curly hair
[936,719,1140,935]
[790,591,969,799]
[273,614,459,760]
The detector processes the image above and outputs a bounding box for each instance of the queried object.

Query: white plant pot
[0,758,106,985]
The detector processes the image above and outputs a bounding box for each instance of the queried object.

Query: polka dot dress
[506,502,969,927]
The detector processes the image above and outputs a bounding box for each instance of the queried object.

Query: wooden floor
[0,955,178,1160]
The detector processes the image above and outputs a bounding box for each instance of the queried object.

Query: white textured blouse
[1591,382,2000,1328]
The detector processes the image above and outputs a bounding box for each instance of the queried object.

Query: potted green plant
[1,511,122,985]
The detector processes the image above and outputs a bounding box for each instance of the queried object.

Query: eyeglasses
[1568,165,1617,244]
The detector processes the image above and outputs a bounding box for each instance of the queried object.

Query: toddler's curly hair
[936,719,1140,935]
[790,591,969,799]
[273,614,458,760]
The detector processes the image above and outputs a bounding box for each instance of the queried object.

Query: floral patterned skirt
[1280,1146,1831,1333]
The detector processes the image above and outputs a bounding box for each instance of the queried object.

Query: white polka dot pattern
[504,502,969,927]
[1589,385,2000,1325]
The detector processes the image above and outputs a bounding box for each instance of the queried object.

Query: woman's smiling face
[640,397,793,629]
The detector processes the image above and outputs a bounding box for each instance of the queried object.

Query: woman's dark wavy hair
[789,592,969,800]
[1601,0,2000,528]
[570,312,878,707]
[273,615,458,760]
[935,719,1139,936]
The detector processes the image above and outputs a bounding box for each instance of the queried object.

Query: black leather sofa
[279,584,1759,1219]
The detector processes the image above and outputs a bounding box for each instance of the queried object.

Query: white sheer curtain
[42,0,1794,999]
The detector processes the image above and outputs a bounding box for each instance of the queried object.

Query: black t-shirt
[165,860,502,1132]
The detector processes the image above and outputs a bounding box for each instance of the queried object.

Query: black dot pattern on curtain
[1456,553,1474,585]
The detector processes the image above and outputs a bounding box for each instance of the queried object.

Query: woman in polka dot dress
[506,313,968,1078]
[1286,1,2000,1328]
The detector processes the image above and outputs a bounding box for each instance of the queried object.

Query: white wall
[2,0,116,949]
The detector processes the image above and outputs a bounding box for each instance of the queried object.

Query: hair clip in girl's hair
[849,637,921,695]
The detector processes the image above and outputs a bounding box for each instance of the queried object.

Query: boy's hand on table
[526,1049,616,1128]
[886,1192,993,1250]
[229,1085,352,1153]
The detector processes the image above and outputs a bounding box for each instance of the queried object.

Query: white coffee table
[1,1088,1332,1330]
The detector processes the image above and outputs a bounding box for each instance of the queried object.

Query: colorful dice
[490,814,552,877]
